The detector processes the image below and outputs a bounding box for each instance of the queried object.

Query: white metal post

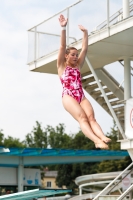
[107,0,110,32]
[107,0,110,26]
[123,0,130,19]
[18,157,24,192]
[34,27,37,68]
[67,8,69,46]
[124,58,131,100]
[124,58,131,140]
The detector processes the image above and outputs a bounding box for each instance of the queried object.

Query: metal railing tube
[93,162,133,200]
[107,0,110,26]
[117,184,133,200]
[34,27,37,68]
[28,0,83,31]
[67,8,69,46]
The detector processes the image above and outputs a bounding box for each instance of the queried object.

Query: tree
[96,157,132,173]
[25,121,47,148]
[47,123,71,149]
[0,129,4,146]
[56,164,80,193]
[70,130,95,150]
[106,120,120,150]
[4,136,26,148]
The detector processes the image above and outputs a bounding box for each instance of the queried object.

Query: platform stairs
[69,163,133,200]
[81,66,125,136]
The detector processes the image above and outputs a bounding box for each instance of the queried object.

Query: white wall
[0,167,41,186]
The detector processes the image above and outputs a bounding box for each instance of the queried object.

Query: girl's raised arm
[78,25,88,68]
[57,15,68,69]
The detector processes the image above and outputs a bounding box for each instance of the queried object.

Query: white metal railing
[27,0,133,65]
[117,184,133,200]
[93,162,133,200]
[27,0,83,65]
[95,0,133,31]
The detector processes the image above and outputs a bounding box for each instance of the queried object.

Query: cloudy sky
[0,0,132,141]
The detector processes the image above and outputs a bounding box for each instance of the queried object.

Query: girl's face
[65,49,78,66]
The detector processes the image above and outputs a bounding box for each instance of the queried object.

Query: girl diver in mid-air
[57,14,111,149]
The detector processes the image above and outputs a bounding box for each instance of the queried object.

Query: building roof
[44,171,58,177]
[0,147,129,167]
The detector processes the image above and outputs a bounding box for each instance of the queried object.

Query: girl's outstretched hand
[59,14,68,27]
[78,25,87,32]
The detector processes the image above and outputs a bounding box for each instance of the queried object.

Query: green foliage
[96,156,131,173]
[0,129,25,148]
[70,130,95,150]
[56,164,81,193]
[0,129,4,146]
[47,123,71,149]
[25,121,47,148]
[106,120,120,150]
[4,136,26,148]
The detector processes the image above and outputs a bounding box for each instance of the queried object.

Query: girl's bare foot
[94,140,109,149]
[101,136,111,144]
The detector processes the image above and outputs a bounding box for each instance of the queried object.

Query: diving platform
[27,0,133,147]
[28,15,133,75]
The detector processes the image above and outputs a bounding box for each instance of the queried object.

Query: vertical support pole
[18,157,24,192]
[79,186,82,196]
[38,33,39,60]
[124,58,131,100]
[124,58,131,137]
[66,8,69,46]
[123,0,130,19]
[34,27,37,68]
[123,58,132,159]
[107,0,110,26]
[129,191,132,200]
[107,0,110,36]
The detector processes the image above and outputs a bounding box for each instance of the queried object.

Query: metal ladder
[81,64,125,136]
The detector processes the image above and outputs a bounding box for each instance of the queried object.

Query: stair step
[81,71,92,77]
[82,77,96,86]
[90,88,111,96]
[99,195,127,200]
[84,83,99,90]
[82,70,125,133]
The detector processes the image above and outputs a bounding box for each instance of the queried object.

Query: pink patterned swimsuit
[60,66,85,103]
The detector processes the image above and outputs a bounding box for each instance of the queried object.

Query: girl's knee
[88,114,96,122]
[78,112,88,123]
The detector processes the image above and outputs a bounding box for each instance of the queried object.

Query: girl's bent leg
[80,98,111,143]
[62,95,109,149]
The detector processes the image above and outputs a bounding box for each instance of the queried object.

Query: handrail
[117,184,133,200]
[28,0,83,31]
[85,56,125,138]
[96,0,133,31]
[27,0,83,64]
[29,30,77,42]
[93,162,133,200]
[107,168,133,195]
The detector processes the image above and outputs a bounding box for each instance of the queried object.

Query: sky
[0,0,132,141]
